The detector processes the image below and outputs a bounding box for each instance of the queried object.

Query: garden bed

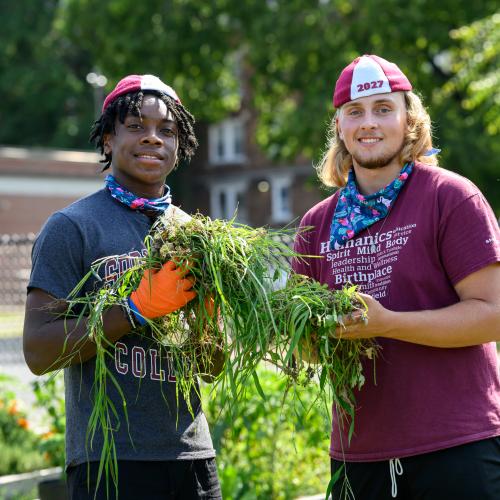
[0,467,62,499]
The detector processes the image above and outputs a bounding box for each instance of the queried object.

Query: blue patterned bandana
[329,162,413,251]
[105,174,172,213]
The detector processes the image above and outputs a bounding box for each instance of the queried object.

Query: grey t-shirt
[29,188,215,467]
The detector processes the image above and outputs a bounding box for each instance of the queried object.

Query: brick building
[177,112,323,227]
[0,147,104,235]
[0,119,323,235]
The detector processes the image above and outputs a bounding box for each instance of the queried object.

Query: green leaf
[251,371,267,401]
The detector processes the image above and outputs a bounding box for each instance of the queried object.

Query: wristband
[127,297,148,326]
[120,298,139,330]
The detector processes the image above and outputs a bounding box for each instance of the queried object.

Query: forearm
[24,297,130,375]
[381,298,500,348]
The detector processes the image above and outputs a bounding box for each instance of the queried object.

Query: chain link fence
[0,234,34,364]
[0,218,498,351]
[0,233,34,309]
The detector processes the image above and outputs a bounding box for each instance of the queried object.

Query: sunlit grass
[0,310,24,338]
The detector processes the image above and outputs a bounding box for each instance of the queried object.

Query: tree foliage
[0,0,94,148]
[444,12,500,136]
[1,0,499,209]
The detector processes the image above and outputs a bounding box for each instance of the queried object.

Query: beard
[351,141,405,170]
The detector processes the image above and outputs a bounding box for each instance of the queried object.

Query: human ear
[336,118,344,141]
[103,134,112,154]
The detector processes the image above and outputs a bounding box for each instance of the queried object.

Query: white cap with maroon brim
[333,55,412,108]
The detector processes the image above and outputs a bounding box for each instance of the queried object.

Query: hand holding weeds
[128,260,196,324]
[334,292,389,340]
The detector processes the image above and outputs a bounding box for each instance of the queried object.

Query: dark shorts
[66,458,222,500]
[330,436,500,500]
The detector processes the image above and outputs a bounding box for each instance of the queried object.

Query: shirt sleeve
[292,213,318,279]
[29,212,85,299]
[438,193,500,285]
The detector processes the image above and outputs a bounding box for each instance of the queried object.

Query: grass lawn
[0,309,24,338]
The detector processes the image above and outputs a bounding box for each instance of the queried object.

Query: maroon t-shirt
[293,162,500,461]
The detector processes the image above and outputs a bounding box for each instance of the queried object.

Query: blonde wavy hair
[316,91,438,188]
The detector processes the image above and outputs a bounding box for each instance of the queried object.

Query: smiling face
[104,95,178,197]
[336,92,407,171]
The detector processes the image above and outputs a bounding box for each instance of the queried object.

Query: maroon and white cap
[102,74,180,113]
[333,55,412,108]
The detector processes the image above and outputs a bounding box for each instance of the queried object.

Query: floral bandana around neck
[329,162,413,251]
[105,174,172,213]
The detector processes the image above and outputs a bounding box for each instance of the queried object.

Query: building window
[210,181,248,222]
[219,191,227,218]
[216,127,225,159]
[271,176,292,223]
[234,121,244,156]
[208,117,246,165]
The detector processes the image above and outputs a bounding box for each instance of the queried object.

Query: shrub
[0,375,46,475]
[203,366,330,499]
[32,373,66,469]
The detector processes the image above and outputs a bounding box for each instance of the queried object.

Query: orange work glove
[204,295,216,318]
[199,295,222,324]
[128,261,196,325]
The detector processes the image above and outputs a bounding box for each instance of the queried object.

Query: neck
[112,176,165,199]
[128,185,165,199]
[352,162,403,195]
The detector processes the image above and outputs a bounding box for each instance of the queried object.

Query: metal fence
[2,218,500,308]
[0,233,35,309]
[0,234,34,365]
[1,217,500,308]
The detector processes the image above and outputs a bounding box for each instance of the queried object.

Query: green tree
[435,11,500,212]
[0,0,95,148]
[1,1,499,209]
[58,0,500,210]
[445,12,500,136]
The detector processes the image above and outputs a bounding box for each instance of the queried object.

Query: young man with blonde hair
[294,55,500,499]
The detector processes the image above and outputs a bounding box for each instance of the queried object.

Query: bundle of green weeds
[264,273,377,440]
[62,213,377,495]
[146,214,296,408]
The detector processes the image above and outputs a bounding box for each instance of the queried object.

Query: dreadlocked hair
[89,90,198,170]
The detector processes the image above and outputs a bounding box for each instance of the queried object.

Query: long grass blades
[60,213,378,497]
[267,275,378,434]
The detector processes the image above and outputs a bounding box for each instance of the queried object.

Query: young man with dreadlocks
[293,55,500,499]
[23,75,222,499]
